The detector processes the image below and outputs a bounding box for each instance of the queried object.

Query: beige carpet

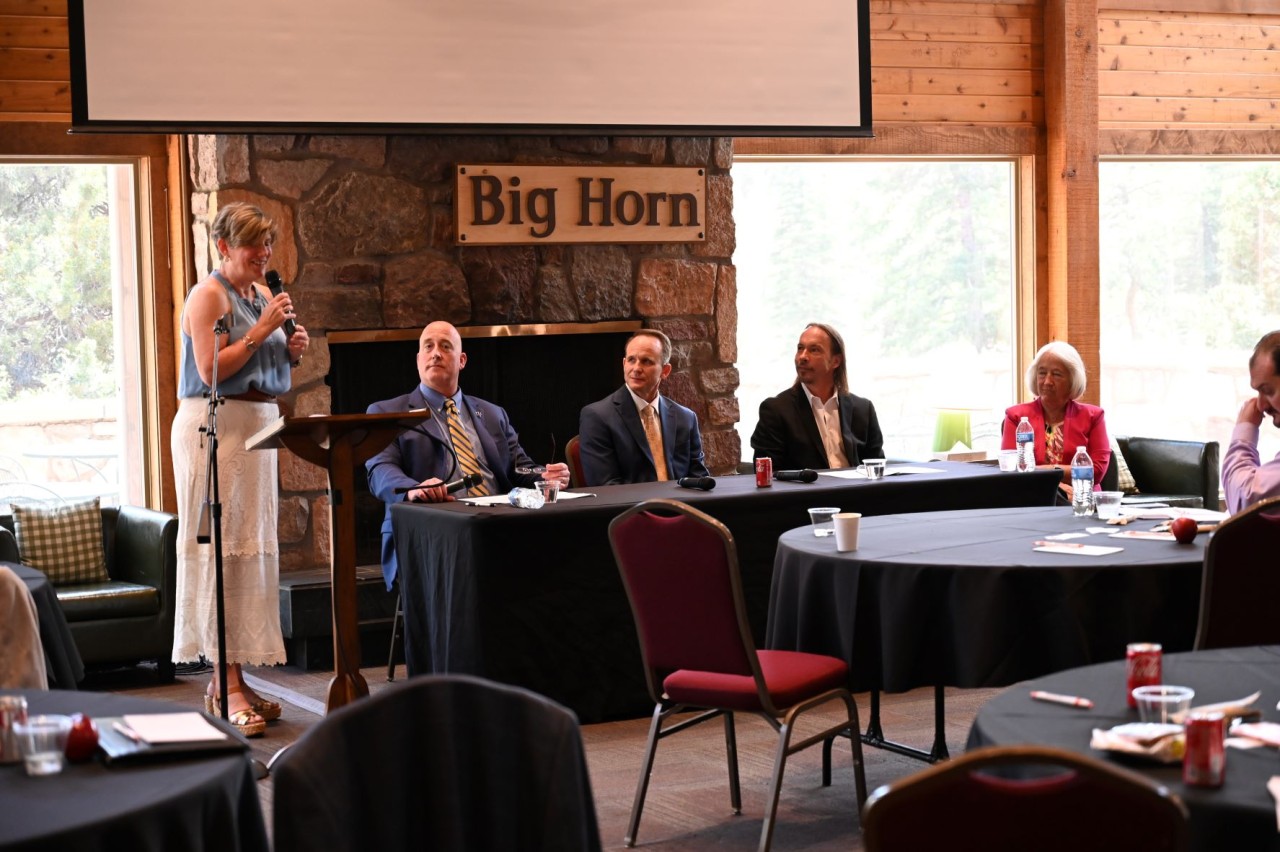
[92,663,1001,851]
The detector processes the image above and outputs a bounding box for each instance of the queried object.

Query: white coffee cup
[861,459,886,480]
[834,512,862,552]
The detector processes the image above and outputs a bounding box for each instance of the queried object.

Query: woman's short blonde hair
[1025,340,1087,400]
[211,202,277,256]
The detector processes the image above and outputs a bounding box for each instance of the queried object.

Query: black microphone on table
[677,476,717,491]
[774,469,818,483]
[394,472,483,495]
[265,270,296,337]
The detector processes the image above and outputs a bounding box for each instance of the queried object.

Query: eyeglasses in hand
[514,432,556,477]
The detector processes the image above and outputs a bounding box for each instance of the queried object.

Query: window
[732,158,1020,461]
[0,161,149,508]
[1099,160,1280,462]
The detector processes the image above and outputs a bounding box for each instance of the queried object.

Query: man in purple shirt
[1223,330,1280,514]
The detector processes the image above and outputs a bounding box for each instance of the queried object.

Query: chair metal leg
[759,716,796,852]
[723,711,741,814]
[758,690,868,852]
[626,703,667,847]
[385,591,402,682]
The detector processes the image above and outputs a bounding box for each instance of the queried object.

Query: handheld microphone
[265,271,296,337]
[394,472,483,495]
[774,469,818,483]
[677,476,717,491]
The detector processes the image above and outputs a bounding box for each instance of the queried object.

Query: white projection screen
[69,0,872,137]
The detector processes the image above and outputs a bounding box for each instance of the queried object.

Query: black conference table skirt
[392,463,1062,722]
[766,505,1205,694]
[0,689,268,852]
[969,646,1280,852]
[9,562,84,689]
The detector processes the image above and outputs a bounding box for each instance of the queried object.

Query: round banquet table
[0,689,269,852]
[766,505,1206,695]
[968,646,1280,852]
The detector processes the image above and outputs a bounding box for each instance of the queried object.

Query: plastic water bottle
[507,487,545,509]
[1071,446,1094,516]
[1015,417,1035,472]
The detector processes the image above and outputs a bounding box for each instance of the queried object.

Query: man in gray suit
[578,329,709,486]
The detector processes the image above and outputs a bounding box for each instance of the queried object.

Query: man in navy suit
[578,329,710,486]
[750,323,884,471]
[365,321,571,589]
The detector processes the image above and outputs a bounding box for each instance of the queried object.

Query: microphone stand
[198,316,230,726]
[198,315,268,780]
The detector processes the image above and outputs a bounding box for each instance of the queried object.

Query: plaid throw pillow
[13,498,109,586]
[1112,441,1138,494]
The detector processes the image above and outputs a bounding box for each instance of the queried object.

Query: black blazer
[750,384,884,470]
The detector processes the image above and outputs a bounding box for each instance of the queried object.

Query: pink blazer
[1001,399,1111,486]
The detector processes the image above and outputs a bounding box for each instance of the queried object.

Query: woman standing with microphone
[171,202,308,737]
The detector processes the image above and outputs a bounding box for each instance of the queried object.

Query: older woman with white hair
[1001,341,1110,497]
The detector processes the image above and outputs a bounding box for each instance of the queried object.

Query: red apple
[1170,517,1198,544]
[64,713,99,762]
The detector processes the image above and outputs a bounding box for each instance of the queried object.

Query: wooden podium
[247,410,429,712]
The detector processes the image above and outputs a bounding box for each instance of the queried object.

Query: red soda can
[0,695,29,764]
[755,457,773,488]
[1183,711,1226,788]
[1125,642,1162,708]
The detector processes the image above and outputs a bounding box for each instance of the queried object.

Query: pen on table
[1033,540,1086,549]
[1030,690,1094,709]
[113,721,142,742]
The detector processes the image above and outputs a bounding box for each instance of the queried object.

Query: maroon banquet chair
[566,434,584,489]
[608,498,867,852]
[1194,495,1280,650]
[861,745,1189,852]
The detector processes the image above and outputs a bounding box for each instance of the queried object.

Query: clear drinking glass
[807,507,840,537]
[14,714,72,776]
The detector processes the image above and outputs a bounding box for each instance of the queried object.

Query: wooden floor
[88,663,1002,851]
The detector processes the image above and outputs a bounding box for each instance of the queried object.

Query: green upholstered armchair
[1,505,178,681]
[1101,435,1221,511]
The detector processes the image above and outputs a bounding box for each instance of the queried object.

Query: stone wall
[189,134,739,572]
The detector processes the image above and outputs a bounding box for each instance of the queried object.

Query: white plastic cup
[535,479,559,504]
[834,512,862,552]
[13,714,72,776]
[807,507,840,537]
[861,459,886,480]
[998,449,1019,472]
[1095,490,1123,519]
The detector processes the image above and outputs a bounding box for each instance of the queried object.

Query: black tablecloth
[766,506,1205,693]
[8,563,84,689]
[0,689,268,852]
[968,646,1280,852]
[393,463,1061,722]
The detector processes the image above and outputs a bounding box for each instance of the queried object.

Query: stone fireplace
[189,133,740,572]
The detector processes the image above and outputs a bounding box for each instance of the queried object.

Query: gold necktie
[444,399,490,496]
[642,405,669,482]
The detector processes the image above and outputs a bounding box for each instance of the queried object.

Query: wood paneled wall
[0,0,69,121]
[1099,7,1280,129]
[870,0,1044,125]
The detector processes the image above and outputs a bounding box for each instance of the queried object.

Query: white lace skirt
[171,397,287,666]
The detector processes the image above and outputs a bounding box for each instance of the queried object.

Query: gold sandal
[204,689,267,738]
[247,695,282,722]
